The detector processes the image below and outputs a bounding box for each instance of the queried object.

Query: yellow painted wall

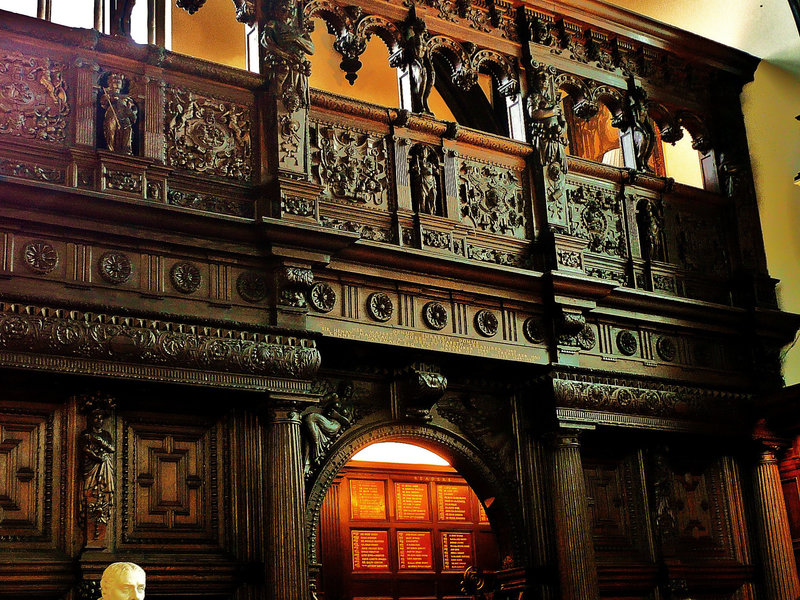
[661,129,704,188]
[742,61,800,384]
[172,0,246,70]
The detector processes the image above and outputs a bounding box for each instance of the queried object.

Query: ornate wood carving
[566,184,626,258]
[164,87,252,181]
[459,159,526,238]
[301,380,354,477]
[0,52,69,144]
[99,72,138,155]
[78,393,116,547]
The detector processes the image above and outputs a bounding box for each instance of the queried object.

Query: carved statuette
[79,394,116,545]
[650,448,677,541]
[391,6,435,115]
[100,562,146,600]
[261,0,314,112]
[410,145,442,216]
[617,75,655,171]
[636,198,664,261]
[302,381,355,477]
[99,73,138,155]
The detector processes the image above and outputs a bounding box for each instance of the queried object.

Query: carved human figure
[81,407,115,495]
[622,75,655,171]
[302,381,354,475]
[637,199,663,261]
[260,0,314,112]
[396,7,434,115]
[100,562,146,600]
[100,73,138,155]
[526,96,568,172]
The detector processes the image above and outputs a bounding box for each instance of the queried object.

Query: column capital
[753,418,789,462]
[545,426,590,450]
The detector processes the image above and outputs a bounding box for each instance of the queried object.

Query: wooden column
[548,429,599,600]
[266,402,311,600]
[753,442,800,600]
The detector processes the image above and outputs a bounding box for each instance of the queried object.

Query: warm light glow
[51,0,94,29]
[662,128,704,188]
[172,0,246,70]
[352,442,450,465]
[0,0,37,18]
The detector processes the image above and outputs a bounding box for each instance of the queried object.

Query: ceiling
[602,0,800,74]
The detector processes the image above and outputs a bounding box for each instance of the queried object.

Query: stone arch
[305,420,527,569]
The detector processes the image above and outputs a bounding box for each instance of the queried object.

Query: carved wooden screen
[780,436,800,579]
[317,460,499,600]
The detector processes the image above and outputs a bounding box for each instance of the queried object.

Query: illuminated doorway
[316,442,500,600]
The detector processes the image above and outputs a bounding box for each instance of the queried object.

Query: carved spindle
[548,429,600,600]
[266,404,311,600]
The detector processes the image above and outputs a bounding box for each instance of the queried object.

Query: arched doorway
[314,441,501,599]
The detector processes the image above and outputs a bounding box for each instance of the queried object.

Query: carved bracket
[395,362,448,420]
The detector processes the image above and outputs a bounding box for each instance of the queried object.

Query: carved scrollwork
[167,189,252,218]
[309,282,336,313]
[99,251,132,285]
[0,52,69,144]
[23,240,59,274]
[567,185,626,258]
[423,301,448,330]
[236,271,269,303]
[367,292,393,322]
[165,87,252,180]
[312,124,389,206]
[170,262,201,294]
[459,161,526,238]
[474,309,498,337]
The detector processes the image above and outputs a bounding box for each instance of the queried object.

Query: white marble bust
[100,562,146,600]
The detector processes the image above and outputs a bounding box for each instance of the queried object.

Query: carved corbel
[77,393,117,548]
[395,362,448,420]
[556,309,595,350]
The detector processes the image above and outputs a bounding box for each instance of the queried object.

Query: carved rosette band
[0,303,321,380]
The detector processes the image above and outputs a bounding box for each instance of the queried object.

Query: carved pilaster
[752,423,800,600]
[266,402,312,600]
[142,68,166,162]
[74,59,99,147]
[547,429,600,600]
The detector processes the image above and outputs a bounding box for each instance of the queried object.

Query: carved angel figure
[302,381,354,475]
[100,73,138,155]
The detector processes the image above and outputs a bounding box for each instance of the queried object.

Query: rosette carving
[237,271,268,303]
[23,240,58,274]
[474,309,498,337]
[616,330,638,356]
[422,302,448,330]
[99,252,132,285]
[170,262,201,294]
[367,292,393,322]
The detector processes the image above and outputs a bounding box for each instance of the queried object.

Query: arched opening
[563,97,624,167]
[661,126,705,188]
[308,426,523,600]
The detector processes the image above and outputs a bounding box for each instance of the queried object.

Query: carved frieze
[166,189,252,218]
[0,159,64,183]
[319,216,393,242]
[0,303,321,379]
[467,245,522,267]
[165,87,252,180]
[459,160,526,238]
[0,52,69,143]
[566,185,626,258]
[105,170,142,193]
[312,124,389,206]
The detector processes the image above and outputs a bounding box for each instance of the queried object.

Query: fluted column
[266,403,310,600]
[548,429,599,600]
[752,442,800,600]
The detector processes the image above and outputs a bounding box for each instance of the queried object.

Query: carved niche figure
[392,7,435,115]
[302,381,354,476]
[650,448,677,541]
[100,562,146,600]
[99,73,138,155]
[618,75,655,171]
[79,394,116,541]
[637,198,664,261]
[410,145,442,216]
[261,0,314,113]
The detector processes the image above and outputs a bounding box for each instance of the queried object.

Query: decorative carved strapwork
[78,393,116,547]
[566,185,626,258]
[312,125,389,206]
[0,52,69,144]
[99,72,138,155]
[262,0,314,113]
[410,145,443,216]
[164,87,252,180]
[301,380,354,477]
[459,160,526,238]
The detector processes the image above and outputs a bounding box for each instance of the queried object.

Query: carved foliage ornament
[459,161,526,238]
[0,52,69,143]
[0,303,321,379]
[170,262,201,294]
[423,301,448,330]
[367,292,393,322]
[165,87,252,180]
[23,240,59,274]
[99,251,132,285]
[567,185,626,258]
[309,282,336,313]
[312,125,389,206]
[279,267,313,308]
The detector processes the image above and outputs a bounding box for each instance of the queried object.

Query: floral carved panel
[311,124,390,207]
[459,160,527,239]
[0,52,69,143]
[674,212,729,276]
[566,184,626,258]
[165,87,252,181]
